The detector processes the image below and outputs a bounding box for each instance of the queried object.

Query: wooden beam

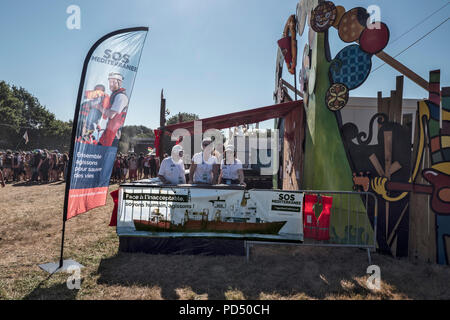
[376,51,429,91]
[281,79,303,98]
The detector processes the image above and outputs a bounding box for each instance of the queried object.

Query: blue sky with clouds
[0,0,448,130]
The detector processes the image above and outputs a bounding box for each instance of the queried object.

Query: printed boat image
[133,218,287,235]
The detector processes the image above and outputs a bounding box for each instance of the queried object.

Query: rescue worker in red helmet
[98,72,129,147]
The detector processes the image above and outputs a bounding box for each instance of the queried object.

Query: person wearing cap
[158,145,186,185]
[189,138,219,185]
[98,72,129,147]
[218,145,246,187]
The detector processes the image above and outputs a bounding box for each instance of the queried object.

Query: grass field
[0,181,449,300]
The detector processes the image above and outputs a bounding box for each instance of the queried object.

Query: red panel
[67,187,109,220]
[163,100,303,133]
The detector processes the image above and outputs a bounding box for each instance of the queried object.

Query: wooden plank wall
[282,105,305,190]
[377,75,404,124]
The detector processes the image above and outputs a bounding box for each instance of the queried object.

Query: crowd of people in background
[111,152,160,183]
[0,149,69,185]
[0,144,245,187]
[0,148,164,186]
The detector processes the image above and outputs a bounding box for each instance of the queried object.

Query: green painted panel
[301,31,374,245]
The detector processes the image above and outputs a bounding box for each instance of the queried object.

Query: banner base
[39,259,84,274]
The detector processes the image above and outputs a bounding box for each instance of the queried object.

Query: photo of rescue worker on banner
[76,72,129,148]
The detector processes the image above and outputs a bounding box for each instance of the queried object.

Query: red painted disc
[359,22,390,54]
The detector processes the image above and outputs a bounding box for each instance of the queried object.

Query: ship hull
[133,219,287,235]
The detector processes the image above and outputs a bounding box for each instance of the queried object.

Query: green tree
[0,81,72,151]
[118,125,155,153]
[166,112,199,125]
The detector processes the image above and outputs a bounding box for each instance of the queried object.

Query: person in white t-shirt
[188,138,219,184]
[218,145,246,187]
[158,145,186,185]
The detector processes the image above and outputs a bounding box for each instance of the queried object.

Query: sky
[0,0,448,130]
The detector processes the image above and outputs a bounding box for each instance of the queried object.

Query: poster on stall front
[116,186,304,242]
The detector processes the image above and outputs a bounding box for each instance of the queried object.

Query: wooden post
[408,104,435,263]
[394,76,404,124]
[159,89,166,162]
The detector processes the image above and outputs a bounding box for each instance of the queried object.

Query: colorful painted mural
[295,0,375,246]
[285,0,449,264]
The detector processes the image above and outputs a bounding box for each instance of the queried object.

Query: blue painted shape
[329,44,372,90]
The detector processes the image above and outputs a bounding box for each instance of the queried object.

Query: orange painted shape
[431,136,441,153]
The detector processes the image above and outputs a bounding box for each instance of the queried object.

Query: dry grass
[0,182,449,300]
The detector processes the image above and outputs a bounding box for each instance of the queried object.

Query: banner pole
[58,74,82,269]
[57,32,90,270]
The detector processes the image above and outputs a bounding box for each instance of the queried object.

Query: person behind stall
[128,153,138,182]
[121,154,129,183]
[143,153,150,179]
[158,145,186,185]
[149,153,157,178]
[137,152,144,179]
[189,138,219,185]
[218,145,246,187]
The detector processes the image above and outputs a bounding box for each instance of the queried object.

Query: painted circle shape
[310,1,337,32]
[326,83,349,111]
[359,22,390,54]
[333,5,346,28]
[329,44,372,90]
[338,7,369,43]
